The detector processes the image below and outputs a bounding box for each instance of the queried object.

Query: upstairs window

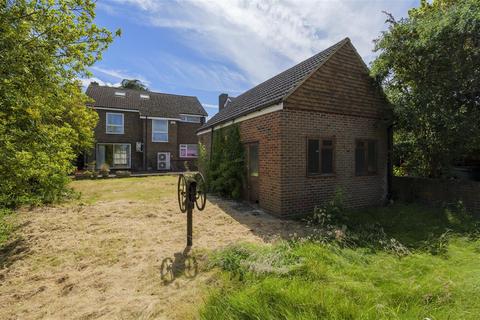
[106,113,124,134]
[180,115,201,123]
[114,91,126,97]
[179,144,198,158]
[355,140,378,175]
[152,119,168,142]
[307,138,334,175]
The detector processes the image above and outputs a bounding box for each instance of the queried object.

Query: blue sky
[83,0,419,118]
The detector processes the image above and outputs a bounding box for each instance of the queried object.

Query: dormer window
[180,114,202,123]
[115,91,126,97]
[140,94,150,99]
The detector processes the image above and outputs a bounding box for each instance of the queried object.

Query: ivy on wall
[202,125,245,199]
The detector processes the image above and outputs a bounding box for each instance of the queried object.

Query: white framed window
[180,114,202,123]
[179,144,198,158]
[152,119,168,142]
[114,91,126,97]
[96,143,131,169]
[106,112,124,134]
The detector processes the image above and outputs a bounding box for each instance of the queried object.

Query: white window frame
[106,112,124,134]
[179,114,202,123]
[179,144,198,158]
[96,143,131,169]
[152,119,168,142]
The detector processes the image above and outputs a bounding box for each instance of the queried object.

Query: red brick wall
[91,109,143,171]
[199,40,391,216]
[278,109,388,216]
[198,112,283,214]
[239,112,283,214]
[277,41,391,216]
[145,119,178,170]
[91,111,202,171]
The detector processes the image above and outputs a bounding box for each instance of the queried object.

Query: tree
[120,79,149,91]
[371,0,480,177]
[0,1,119,208]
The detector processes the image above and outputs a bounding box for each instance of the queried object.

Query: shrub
[115,170,131,178]
[99,163,110,178]
[208,125,244,199]
[309,188,347,228]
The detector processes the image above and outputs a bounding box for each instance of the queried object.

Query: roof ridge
[229,37,349,105]
[202,37,350,129]
[88,84,197,99]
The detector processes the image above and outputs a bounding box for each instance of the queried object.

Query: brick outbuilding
[198,38,393,217]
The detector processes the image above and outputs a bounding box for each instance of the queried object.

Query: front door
[246,143,259,203]
[157,152,171,170]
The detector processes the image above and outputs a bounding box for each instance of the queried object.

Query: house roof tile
[86,85,207,118]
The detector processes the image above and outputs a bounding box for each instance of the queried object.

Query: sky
[83,0,420,118]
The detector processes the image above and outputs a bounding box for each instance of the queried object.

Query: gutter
[143,116,148,170]
[386,124,393,200]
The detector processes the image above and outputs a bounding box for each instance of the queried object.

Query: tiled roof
[200,38,349,130]
[86,85,207,118]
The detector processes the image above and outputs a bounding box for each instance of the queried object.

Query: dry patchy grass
[0,176,306,320]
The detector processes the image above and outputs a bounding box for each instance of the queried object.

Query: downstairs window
[355,140,378,175]
[96,143,131,169]
[307,138,335,175]
[179,144,198,158]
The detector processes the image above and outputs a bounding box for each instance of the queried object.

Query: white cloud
[90,66,150,86]
[104,0,414,88]
[142,53,249,94]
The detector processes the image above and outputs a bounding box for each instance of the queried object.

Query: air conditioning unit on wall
[136,142,144,152]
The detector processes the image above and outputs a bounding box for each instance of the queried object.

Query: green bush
[208,125,244,199]
[115,170,131,178]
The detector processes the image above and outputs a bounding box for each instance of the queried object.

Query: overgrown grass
[69,175,178,204]
[0,208,15,247]
[201,203,480,319]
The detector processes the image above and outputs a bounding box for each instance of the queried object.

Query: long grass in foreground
[201,204,480,320]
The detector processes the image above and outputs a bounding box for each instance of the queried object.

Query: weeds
[0,208,14,247]
[201,203,480,319]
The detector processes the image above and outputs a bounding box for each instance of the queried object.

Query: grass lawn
[70,175,178,204]
[201,204,480,319]
[0,176,307,319]
[1,176,479,319]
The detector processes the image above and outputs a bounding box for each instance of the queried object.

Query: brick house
[198,38,393,216]
[85,84,207,172]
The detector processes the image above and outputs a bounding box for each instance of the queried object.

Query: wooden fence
[392,176,480,216]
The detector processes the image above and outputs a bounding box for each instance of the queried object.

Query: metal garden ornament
[177,172,206,247]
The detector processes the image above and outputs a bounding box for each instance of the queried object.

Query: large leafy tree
[0,1,119,207]
[371,0,480,177]
[120,79,149,91]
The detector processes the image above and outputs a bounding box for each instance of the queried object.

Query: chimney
[219,93,228,111]
[91,81,99,86]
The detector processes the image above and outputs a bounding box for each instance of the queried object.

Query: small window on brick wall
[307,138,334,175]
[355,139,378,176]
